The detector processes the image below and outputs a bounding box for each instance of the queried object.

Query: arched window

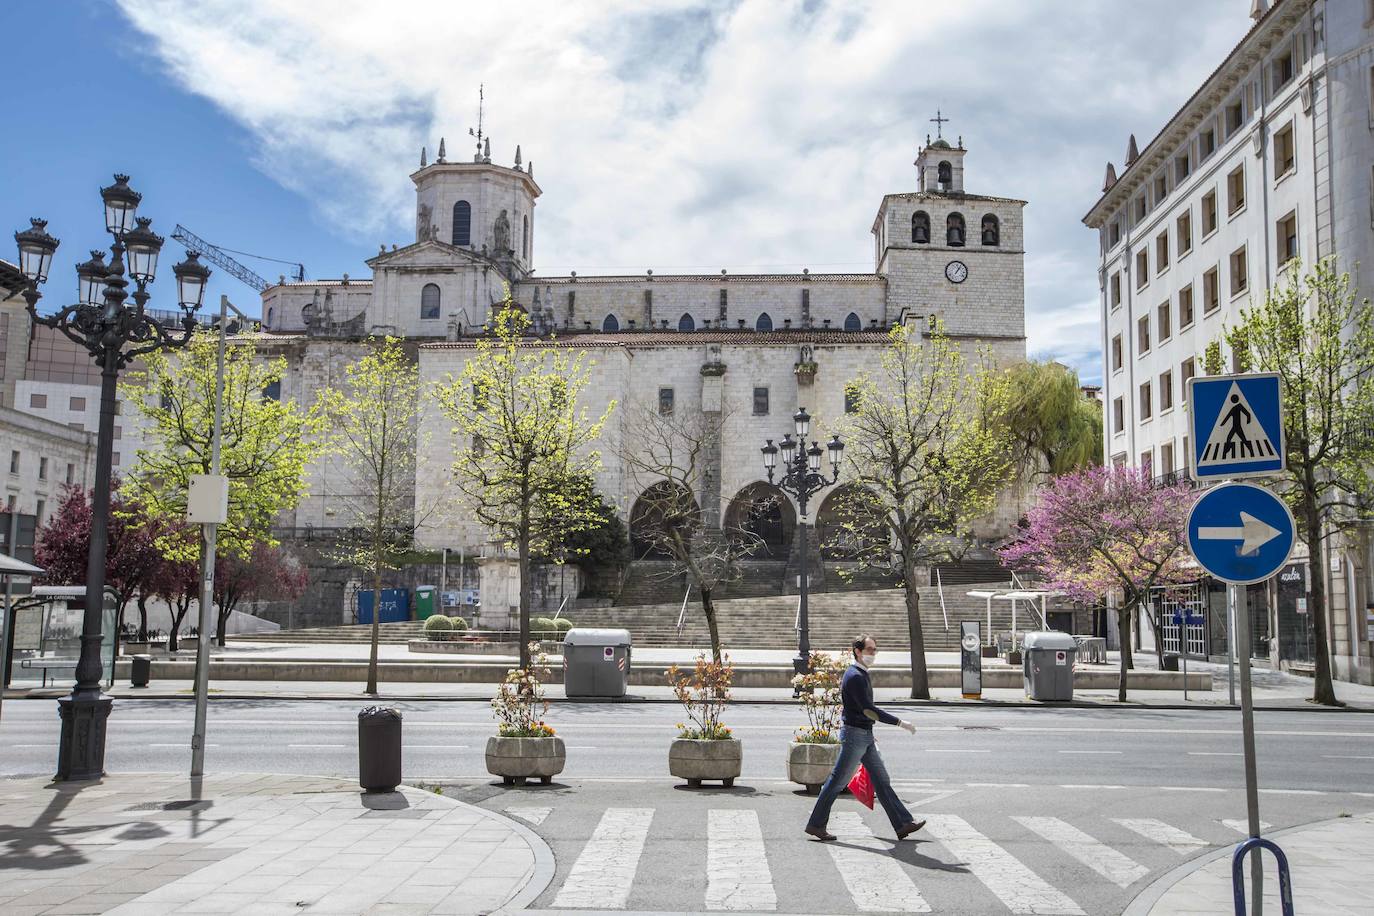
[602,313,620,332]
[301,304,314,327]
[756,312,773,331]
[452,200,471,246]
[946,212,966,247]
[844,312,862,333]
[522,215,529,260]
[911,211,930,244]
[420,283,441,319]
[981,213,1000,246]
[678,313,695,332]
[937,160,953,190]
[266,307,274,326]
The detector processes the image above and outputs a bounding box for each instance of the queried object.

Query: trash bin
[130,654,152,688]
[357,706,403,792]
[562,628,632,698]
[1022,631,1077,701]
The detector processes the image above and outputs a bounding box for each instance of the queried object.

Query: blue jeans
[807,726,915,832]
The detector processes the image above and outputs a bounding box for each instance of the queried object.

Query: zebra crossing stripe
[923,815,1085,915]
[551,808,654,909]
[1012,816,1148,889]
[706,810,776,911]
[1112,818,1211,853]
[827,812,931,913]
[1221,819,1273,835]
[504,806,552,826]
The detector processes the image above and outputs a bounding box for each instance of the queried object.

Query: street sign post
[1187,372,1285,481]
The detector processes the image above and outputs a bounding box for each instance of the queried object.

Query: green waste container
[415,586,437,620]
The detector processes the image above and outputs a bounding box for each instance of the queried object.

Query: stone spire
[1250,0,1269,22]
[437,137,447,163]
[1125,134,1139,165]
[420,146,427,168]
[514,145,522,170]
[528,161,534,178]
[1103,162,1118,192]
[483,136,491,163]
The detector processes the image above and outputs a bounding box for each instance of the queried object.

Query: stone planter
[980,645,999,659]
[669,737,742,788]
[787,741,840,794]
[1006,650,1023,667]
[485,735,566,786]
[121,642,150,656]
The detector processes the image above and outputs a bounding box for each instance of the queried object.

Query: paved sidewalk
[1127,811,1374,915]
[0,772,553,915]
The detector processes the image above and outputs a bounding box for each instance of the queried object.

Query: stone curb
[446,787,558,912]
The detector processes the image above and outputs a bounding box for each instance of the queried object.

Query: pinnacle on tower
[514,145,522,170]
[528,161,533,178]
[420,146,427,168]
[1125,134,1139,165]
[1250,0,1269,22]
[437,138,447,163]
[483,137,491,163]
[1103,162,1118,191]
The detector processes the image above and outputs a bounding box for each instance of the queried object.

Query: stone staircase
[233,622,430,645]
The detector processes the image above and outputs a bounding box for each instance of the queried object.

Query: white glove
[899,720,916,735]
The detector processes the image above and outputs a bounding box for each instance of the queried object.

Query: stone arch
[678,312,696,332]
[452,200,471,246]
[946,212,966,247]
[816,484,888,560]
[723,481,795,558]
[843,311,862,333]
[629,481,700,559]
[756,312,773,331]
[937,160,953,190]
[981,213,1000,246]
[602,313,620,332]
[911,210,930,244]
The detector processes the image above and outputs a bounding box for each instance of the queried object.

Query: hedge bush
[423,615,453,633]
[553,618,574,632]
[531,616,558,632]
[448,615,469,630]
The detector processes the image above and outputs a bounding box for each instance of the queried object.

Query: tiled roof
[879,191,1027,206]
[269,280,373,288]
[0,258,26,296]
[422,329,895,349]
[522,272,882,285]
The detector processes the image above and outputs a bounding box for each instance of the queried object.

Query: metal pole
[796,484,811,672]
[1236,585,1265,915]
[191,296,228,778]
[1228,584,1237,707]
[0,512,17,725]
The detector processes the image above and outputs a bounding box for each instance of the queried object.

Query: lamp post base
[56,693,113,781]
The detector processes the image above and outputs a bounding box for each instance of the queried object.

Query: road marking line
[1188,752,1242,756]
[1013,816,1148,889]
[1112,818,1211,853]
[149,743,218,748]
[505,806,552,826]
[1058,750,1121,755]
[552,807,653,909]
[403,744,469,749]
[706,810,775,911]
[12,744,57,748]
[827,811,930,913]
[924,814,1084,914]
[287,744,346,749]
[1157,787,1225,793]
[1259,789,1324,795]
[926,748,990,753]
[1060,784,1125,789]
[966,783,1030,788]
[1221,819,1273,835]
[1322,755,1374,760]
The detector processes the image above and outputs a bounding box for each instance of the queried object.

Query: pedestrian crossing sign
[1187,372,1285,480]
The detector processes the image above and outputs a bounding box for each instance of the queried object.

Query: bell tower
[915,112,967,194]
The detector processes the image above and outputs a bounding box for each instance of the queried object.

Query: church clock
[944,260,968,284]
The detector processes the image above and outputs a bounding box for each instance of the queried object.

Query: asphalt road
[3,699,1372,914]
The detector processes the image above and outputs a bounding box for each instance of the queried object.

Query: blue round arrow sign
[1187,482,1296,585]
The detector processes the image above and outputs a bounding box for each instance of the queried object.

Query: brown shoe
[805,826,837,842]
[896,820,926,840]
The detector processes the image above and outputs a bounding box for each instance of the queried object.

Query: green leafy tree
[1004,359,1103,476]
[1219,258,1374,706]
[834,322,1014,699]
[553,473,628,583]
[318,337,437,694]
[435,304,614,668]
[122,332,328,562]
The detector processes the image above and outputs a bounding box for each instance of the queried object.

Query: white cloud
[114,0,1253,379]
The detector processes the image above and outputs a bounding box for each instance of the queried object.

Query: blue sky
[2,1,1257,383]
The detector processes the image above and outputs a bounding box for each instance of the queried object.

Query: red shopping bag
[847,764,875,809]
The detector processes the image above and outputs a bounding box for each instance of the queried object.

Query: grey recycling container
[563,628,632,698]
[1022,631,1077,701]
[130,654,152,688]
[357,706,403,792]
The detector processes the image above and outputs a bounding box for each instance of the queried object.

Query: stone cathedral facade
[255,132,1029,618]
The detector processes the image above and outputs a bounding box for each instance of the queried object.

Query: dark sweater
[840,663,901,730]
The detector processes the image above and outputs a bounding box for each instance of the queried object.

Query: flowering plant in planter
[492,642,555,738]
[665,655,733,740]
[791,651,844,744]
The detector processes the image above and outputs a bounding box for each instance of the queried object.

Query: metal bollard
[357,706,403,793]
[1231,837,1294,916]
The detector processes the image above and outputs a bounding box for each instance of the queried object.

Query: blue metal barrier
[1231,837,1294,916]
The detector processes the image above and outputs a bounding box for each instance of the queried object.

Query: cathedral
[255,127,1030,621]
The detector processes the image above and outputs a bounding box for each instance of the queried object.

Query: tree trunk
[366,540,383,696]
[216,602,233,647]
[518,535,533,671]
[904,559,929,700]
[167,596,190,652]
[1117,603,1134,702]
[700,587,722,665]
[136,593,150,642]
[1304,509,1340,706]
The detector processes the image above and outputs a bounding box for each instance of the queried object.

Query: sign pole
[1236,585,1265,914]
[1228,585,1237,707]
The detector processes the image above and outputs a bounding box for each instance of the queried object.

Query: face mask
[860,653,876,667]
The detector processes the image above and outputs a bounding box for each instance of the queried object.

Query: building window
[1177,211,1192,257]
[1230,245,1249,296]
[1160,370,1174,412]
[980,214,999,246]
[266,306,274,326]
[753,387,769,416]
[1160,441,1175,476]
[946,212,966,247]
[911,211,930,244]
[452,200,472,246]
[1175,152,1191,182]
[1179,284,1195,328]
[1140,449,1153,476]
[1137,314,1151,353]
[113,426,122,440]
[1134,195,1147,222]
[301,304,314,327]
[1110,272,1121,308]
[1277,210,1298,265]
[1181,357,1196,402]
[471,434,484,458]
[676,313,693,332]
[69,396,86,411]
[1272,50,1295,92]
[1225,99,1244,137]
[65,462,74,485]
[756,313,773,332]
[1110,220,1121,247]
[29,393,46,409]
[1201,189,1218,236]
[604,314,621,332]
[39,457,48,480]
[659,387,674,415]
[112,452,120,466]
[522,215,529,260]
[844,312,862,333]
[1203,266,1220,313]
[1227,164,1246,215]
[1158,300,1171,342]
[263,380,281,401]
[1113,397,1125,433]
[1274,122,1296,177]
[35,497,45,525]
[1135,249,1149,290]
[8,450,18,474]
[1154,172,1168,203]
[1155,231,1170,273]
[1139,381,1152,420]
[420,283,441,320]
[1200,127,1217,160]
[844,388,860,414]
[1111,334,1123,372]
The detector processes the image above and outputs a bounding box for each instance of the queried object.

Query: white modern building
[1084,0,1374,684]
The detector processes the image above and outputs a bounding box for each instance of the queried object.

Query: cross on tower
[930,109,950,139]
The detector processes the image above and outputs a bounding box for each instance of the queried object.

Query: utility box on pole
[186,475,229,524]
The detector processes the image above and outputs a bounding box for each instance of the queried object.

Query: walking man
[805,634,925,842]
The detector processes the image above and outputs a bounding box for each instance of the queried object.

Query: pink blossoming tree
[999,466,1194,701]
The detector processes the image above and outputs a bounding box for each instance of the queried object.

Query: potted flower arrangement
[666,654,740,788]
[788,651,844,794]
[485,643,566,786]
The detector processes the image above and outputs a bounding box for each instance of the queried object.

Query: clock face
[945,260,968,284]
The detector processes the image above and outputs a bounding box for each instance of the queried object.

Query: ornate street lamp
[761,407,843,679]
[14,174,210,780]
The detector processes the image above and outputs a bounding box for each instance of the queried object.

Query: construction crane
[171,224,305,293]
